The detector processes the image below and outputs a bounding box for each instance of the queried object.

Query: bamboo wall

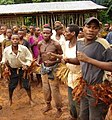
[0,16,23,27]
[0,11,97,28]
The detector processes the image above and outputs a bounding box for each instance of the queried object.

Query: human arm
[77,51,112,72]
[0,48,7,65]
[47,51,80,65]
[63,57,80,65]
[18,47,33,69]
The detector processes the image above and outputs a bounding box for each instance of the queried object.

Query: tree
[98,0,112,23]
[14,0,32,3]
[0,0,14,4]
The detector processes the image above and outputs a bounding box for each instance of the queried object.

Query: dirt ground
[0,78,70,120]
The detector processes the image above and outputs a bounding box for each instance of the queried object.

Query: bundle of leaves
[72,77,112,106]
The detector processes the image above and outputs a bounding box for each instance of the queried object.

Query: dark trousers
[9,68,31,93]
[79,95,108,120]
[68,87,79,118]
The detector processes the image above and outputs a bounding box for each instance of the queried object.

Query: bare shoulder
[51,39,61,47]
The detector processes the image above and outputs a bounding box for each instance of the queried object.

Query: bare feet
[43,104,52,113]
[29,100,36,107]
[55,109,62,118]
[0,105,2,110]
[9,100,12,106]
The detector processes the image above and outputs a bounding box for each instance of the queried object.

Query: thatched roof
[0,1,106,15]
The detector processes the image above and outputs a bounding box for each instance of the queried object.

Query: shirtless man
[38,25,63,118]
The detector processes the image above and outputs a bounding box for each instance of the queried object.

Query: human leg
[9,69,19,105]
[41,74,52,113]
[22,77,34,105]
[89,96,108,120]
[68,87,78,119]
[49,77,62,117]
[79,96,89,120]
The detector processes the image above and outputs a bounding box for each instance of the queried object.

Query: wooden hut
[0,1,106,28]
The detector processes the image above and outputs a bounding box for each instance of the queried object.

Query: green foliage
[0,0,14,4]
[98,0,112,24]
[98,10,111,24]
[14,0,32,3]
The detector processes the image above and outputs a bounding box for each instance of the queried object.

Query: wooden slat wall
[0,11,97,28]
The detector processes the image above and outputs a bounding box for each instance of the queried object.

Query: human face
[104,24,110,31]
[6,29,12,39]
[78,31,84,39]
[64,27,74,41]
[56,28,63,35]
[11,35,19,47]
[29,26,35,33]
[13,26,19,33]
[35,27,41,36]
[42,28,52,41]
[18,31,24,39]
[1,26,7,34]
[83,22,100,41]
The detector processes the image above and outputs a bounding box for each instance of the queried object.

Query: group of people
[0,17,112,120]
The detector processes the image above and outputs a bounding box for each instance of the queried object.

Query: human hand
[77,51,89,62]
[62,57,69,64]
[4,66,9,71]
[22,65,28,70]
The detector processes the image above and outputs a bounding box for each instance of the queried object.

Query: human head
[104,23,110,31]
[54,21,62,28]
[83,17,100,41]
[21,25,28,33]
[54,24,64,35]
[64,24,79,41]
[11,34,20,47]
[84,17,100,28]
[42,24,52,42]
[29,25,35,35]
[12,25,19,34]
[78,27,84,39]
[1,25,7,35]
[35,27,41,36]
[6,28,12,39]
[18,29,24,40]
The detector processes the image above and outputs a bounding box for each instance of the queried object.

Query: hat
[84,17,100,27]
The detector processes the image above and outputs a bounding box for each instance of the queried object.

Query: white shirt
[0,34,6,43]
[64,41,81,89]
[1,44,33,68]
[51,33,66,52]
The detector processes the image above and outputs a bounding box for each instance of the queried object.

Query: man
[64,17,112,120]
[1,34,34,106]
[64,24,81,120]
[12,25,19,34]
[28,27,43,86]
[106,29,112,45]
[100,23,110,39]
[18,29,30,49]
[2,28,12,50]
[29,27,43,59]
[51,22,66,53]
[49,24,81,120]
[38,25,63,118]
[0,25,7,61]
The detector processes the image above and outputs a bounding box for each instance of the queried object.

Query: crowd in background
[0,18,112,120]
